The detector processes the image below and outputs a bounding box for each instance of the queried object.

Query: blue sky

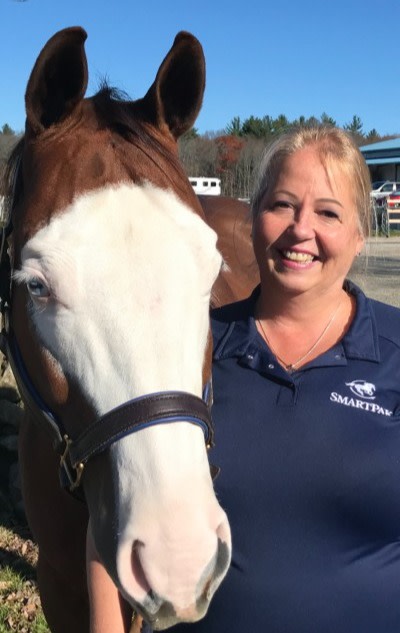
[1,0,400,137]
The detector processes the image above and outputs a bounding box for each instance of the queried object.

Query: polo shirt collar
[341,280,380,362]
[213,281,380,366]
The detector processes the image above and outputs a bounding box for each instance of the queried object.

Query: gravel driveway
[350,237,400,308]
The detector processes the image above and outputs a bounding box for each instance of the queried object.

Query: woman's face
[253,146,364,299]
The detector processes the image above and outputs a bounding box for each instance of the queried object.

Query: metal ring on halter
[3,329,217,495]
[59,390,214,493]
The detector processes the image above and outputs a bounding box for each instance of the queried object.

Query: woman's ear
[355,232,365,257]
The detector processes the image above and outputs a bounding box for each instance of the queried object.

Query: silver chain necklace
[257,300,342,373]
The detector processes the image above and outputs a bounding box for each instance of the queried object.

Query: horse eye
[27,278,50,298]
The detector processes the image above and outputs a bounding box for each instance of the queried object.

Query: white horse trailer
[189,177,221,196]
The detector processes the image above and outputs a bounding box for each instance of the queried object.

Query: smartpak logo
[330,379,393,417]
[345,380,376,399]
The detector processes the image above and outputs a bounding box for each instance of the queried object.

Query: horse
[1,27,258,633]
[199,195,259,304]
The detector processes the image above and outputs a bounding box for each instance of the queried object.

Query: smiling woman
[165,126,400,633]
[250,128,370,371]
[253,147,363,304]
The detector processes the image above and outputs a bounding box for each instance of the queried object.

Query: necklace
[257,300,342,373]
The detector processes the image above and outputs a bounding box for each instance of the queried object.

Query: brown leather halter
[0,222,216,497]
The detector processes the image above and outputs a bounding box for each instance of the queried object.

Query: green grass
[0,567,49,633]
[0,525,50,633]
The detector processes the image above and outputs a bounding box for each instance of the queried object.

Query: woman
[170,126,400,632]
[90,127,400,632]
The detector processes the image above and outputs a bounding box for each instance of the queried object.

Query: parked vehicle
[371,181,400,206]
[381,192,400,236]
[386,190,400,209]
[189,177,221,196]
[387,191,400,209]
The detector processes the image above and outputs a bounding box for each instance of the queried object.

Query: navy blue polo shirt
[170,281,400,633]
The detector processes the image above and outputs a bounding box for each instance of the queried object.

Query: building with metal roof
[360,138,400,182]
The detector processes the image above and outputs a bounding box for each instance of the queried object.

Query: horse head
[6,27,231,629]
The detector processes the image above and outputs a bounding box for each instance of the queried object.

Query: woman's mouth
[279,249,318,267]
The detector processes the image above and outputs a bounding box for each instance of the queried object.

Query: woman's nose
[288,207,315,239]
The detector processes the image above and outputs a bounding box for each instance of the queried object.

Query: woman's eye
[27,278,50,298]
[319,209,340,220]
[271,200,293,211]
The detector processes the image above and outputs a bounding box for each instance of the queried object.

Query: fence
[373,199,400,237]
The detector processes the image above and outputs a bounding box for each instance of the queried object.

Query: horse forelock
[91,83,199,205]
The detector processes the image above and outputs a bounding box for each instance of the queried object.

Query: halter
[0,205,217,497]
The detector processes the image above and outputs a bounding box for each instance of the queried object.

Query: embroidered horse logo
[345,380,376,399]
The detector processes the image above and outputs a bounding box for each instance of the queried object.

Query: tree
[303,116,320,128]
[225,116,242,136]
[181,127,199,141]
[0,125,19,169]
[291,115,306,127]
[178,135,217,177]
[1,124,14,135]
[270,114,289,135]
[344,115,363,136]
[241,115,273,139]
[234,137,265,199]
[320,112,336,127]
[215,135,245,195]
[178,111,392,198]
[241,116,264,138]
[364,128,381,144]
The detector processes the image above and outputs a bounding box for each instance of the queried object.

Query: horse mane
[2,137,24,228]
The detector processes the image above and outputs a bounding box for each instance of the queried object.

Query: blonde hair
[251,127,372,237]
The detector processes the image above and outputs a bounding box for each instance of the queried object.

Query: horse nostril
[214,522,232,579]
[130,540,164,617]
[203,575,214,601]
[131,540,151,594]
[216,515,232,553]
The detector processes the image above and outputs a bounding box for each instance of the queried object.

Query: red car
[382,192,400,236]
[387,191,400,209]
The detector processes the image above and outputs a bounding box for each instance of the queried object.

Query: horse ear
[25,27,88,135]
[142,31,205,139]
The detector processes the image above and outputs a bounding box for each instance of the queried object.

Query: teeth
[282,250,314,263]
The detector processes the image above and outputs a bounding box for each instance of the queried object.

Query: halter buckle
[60,434,85,491]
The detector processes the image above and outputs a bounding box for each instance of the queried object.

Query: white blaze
[15,182,230,627]
[17,183,221,409]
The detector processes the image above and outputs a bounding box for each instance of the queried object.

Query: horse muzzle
[83,425,231,630]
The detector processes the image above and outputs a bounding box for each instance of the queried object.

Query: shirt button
[268,363,275,369]
[247,354,254,360]
[334,354,341,359]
